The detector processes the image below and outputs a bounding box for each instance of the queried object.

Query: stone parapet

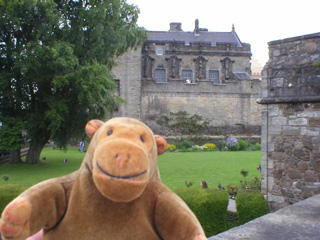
[209,194,320,240]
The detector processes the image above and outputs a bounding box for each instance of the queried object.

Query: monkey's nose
[115,154,130,168]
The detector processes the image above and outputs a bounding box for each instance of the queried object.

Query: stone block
[273,169,283,179]
[304,172,316,182]
[293,149,305,158]
[294,140,303,149]
[300,127,319,136]
[288,162,297,169]
[271,117,287,126]
[288,169,303,179]
[297,112,314,118]
[289,118,308,126]
[281,188,294,198]
[269,107,279,116]
[268,194,285,204]
[271,152,286,161]
[276,163,285,170]
[312,161,320,172]
[273,49,281,57]
[262,90,268,98]
[298,162,309,171]
[314,112,320,118]
[283,126,300,136]
[309,118,320,127]
[268,143,275,152]
[271,185,281,195]
[269,126,282,134]
[272,78,284,87]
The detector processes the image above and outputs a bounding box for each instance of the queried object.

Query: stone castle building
[112,20,261,134]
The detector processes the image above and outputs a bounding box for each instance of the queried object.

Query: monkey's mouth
[96,161,147,180]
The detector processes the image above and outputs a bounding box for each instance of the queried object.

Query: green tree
[0,0,146,164]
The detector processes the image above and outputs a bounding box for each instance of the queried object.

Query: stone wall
[112,48,142,119]
[260,32,320,211]
[141,79,261,133]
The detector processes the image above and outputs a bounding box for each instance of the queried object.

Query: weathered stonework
[259,32,320,211]
[113,21,261,134]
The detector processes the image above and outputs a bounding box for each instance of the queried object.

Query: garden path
[227,199,236,212]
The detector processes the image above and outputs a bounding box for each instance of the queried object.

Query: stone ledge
[269,32,320,46]
[209,194,320,240]
[257,96,320,104]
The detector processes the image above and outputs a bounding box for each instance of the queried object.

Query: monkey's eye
[107,129,113,136]
[140,135,145,143]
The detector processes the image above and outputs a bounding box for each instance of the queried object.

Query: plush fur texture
[0,117,207,240]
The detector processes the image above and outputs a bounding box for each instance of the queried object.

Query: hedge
[0,184,31,215]
[175,188,229,237]
[236,190,269,225]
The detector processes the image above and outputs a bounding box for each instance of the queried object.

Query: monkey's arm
[154,187,207,240]
[0,178,69,240]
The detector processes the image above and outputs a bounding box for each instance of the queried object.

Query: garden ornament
[0,117,207,240]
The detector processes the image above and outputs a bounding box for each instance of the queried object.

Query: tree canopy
[0,0,146,163]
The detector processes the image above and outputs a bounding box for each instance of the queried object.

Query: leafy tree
[0,0,146,164]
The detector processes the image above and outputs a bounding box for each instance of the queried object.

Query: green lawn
[0,147,261,190]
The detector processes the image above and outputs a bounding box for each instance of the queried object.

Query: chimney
[194,19,199,34]
[169,22,183,32]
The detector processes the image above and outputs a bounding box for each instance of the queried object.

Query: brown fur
[0,117,207,240]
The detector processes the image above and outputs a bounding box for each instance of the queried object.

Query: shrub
[247,177,261,190]
[193,145,205,151]
[238,139,248,151]
[0,184,31,215]
[157,111,209,134]
[203,143,216,151]
[236,190,269,225]
[252,143,261,151]
[217,141,226,150]
[175,188,229,237]
[167,143,177,152]
[174,139,195,150]
[226,137,239,151]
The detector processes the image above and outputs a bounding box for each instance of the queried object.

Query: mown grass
[158,151,261,190]
[0,147,261,190]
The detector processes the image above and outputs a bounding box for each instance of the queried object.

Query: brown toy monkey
[0,118,207,240]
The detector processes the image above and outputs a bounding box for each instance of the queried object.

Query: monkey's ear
[85,120,104,139]
[155,136,167,155]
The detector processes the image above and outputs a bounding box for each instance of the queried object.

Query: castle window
[182,69,193,82]
[156,45,163,56]
[155,69,166,83]
[114,79,120,95]
[209,70,220,84]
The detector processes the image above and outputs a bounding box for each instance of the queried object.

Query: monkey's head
[84,117,167,202]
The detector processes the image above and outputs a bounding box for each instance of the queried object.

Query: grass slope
[0,148,261,190]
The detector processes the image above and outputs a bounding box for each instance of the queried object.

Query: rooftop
[147,20,245,47]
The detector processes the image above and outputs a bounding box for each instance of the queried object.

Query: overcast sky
[127,0,319,66]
